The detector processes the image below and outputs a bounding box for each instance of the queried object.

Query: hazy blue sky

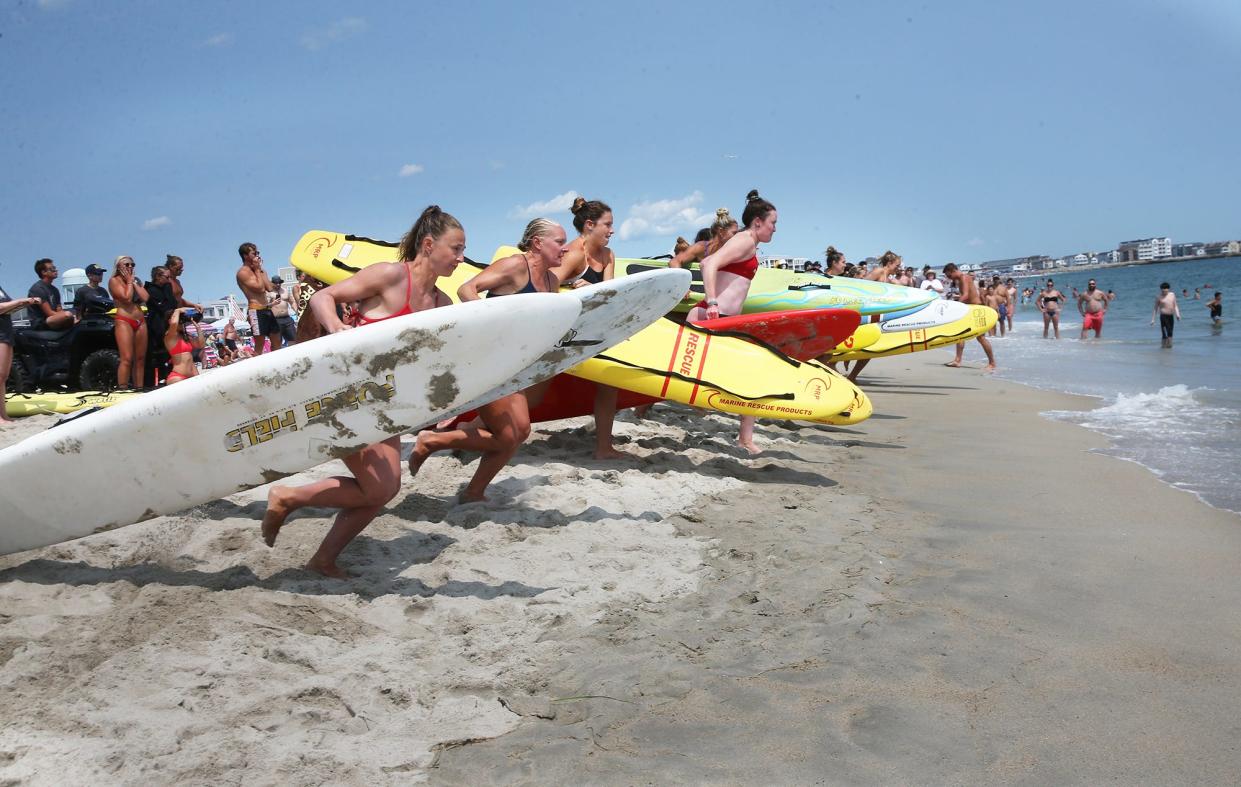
[2,0,1238,300]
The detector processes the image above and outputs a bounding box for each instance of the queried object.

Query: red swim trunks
[1082,311,1104,331]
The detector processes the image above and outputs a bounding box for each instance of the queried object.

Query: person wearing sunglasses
[108,255,149,389]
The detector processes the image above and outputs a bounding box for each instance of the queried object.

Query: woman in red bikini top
[260,205,465,581]
[108,255,149,391]
[685,189,778,456]
[688,189,777,323]
[163,307,205,385]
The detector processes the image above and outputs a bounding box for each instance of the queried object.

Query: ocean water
[983,256,1241,515]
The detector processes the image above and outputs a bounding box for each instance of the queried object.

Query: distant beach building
[1203,240,1241,257]
[1173,242,1206,257]
[1096,250,1121,264]
[1118,237,1172,262]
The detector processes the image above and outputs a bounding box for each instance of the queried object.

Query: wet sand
[2,353,1239,784]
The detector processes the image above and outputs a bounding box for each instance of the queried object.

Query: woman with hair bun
[555,197,615,286]
[261,205,465,578]
[409,217,569,498]
[686,189,778,454]
[670,208,739,269]
[548,197,631,459]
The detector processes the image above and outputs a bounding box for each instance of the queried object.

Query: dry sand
[2,352,1240,785]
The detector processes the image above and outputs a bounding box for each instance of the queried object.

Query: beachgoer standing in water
[408,218,565,501]
[261,206,464,578]
[1038,278,1065,339]
[687,189,778,454]
[1152,282,1181,348]
[942,263,996,371]
[1078,278,1108,339]
[1205,292,1222,327]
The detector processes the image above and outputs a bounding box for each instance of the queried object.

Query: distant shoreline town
[762,237,1241,278]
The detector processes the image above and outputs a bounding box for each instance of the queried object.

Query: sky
[1,0,1239,301]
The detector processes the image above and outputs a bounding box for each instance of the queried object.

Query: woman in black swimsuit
[1039,279,1065,339]
[409,218,566,501]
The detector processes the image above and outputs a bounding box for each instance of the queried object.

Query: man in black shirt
[72,264,111,315]
[28,258,76,330]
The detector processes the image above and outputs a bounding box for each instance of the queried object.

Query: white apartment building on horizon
[1118,236,1172,262]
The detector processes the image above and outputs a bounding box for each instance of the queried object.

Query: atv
[7,287,121,393]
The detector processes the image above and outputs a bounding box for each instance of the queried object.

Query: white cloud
[203,33,234,47]
[509,190,580,220]
[301,17,367,51]
[966,237,985,247]
[142,216,172,231]
[488,160,505,171]
[618,191,714,242]
[399,163,425,177]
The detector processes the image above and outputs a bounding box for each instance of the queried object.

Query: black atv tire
[79,349,121,391]
[7,356,32,394]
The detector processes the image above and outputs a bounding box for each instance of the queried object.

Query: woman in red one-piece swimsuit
[260,206,464,579]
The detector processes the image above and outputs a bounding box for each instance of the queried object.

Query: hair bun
[676,236,688,244]
[746,189,761,202]
[715,207,730,220]
[570,196,587,214]
[421,205,442,218]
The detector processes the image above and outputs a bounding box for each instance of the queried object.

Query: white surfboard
[0,295,581,555]
[878,298,971,332]
[438,268,692,424]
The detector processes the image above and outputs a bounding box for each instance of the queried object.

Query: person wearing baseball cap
[73,263,111,315]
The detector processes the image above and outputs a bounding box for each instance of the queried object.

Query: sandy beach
[2,352,1240,785]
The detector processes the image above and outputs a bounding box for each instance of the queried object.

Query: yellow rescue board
[830,305,997,361]
[569,318,865,424]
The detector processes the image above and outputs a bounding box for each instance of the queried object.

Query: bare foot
[407,431,432,476]
[738,440,762,456]
[306,558,352,579]
[261,485,294,547]
[983,364,996,373]
[457,491,489,504]
[632,404,652,419]
[594,446,635,460]
[943,361,962,368]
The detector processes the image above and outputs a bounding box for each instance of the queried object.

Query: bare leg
[407,393,530,502]
[131,325,147,389]
[593,385,631,459]
[115,322,134,388]
[977,335,996,371]
[1052,313,1060,339]
[738,415,760,455]
[262,436,401,553]
[0,344,12,422]
[847,358,870,382]
[1042,312,1050,338]
[945,341,965,367]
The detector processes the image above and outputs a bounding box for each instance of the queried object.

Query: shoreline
[2,352,1239,783]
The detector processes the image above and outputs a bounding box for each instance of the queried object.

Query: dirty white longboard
[0,294,580,555]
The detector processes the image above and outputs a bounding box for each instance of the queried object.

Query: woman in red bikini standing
[108,255,149,390]
[162,308,205,385]
[687,189,778,455]
[261,206,465,579]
